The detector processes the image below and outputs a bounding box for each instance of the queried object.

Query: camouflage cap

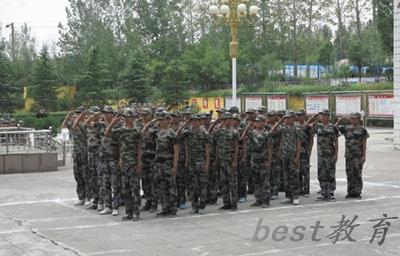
[182,107,193,114]
[257,106,267,113]
[284,110,295,118]
[216,108,227,113]
[228,106,239,113]
[295,109,306,116]
[89,106,101,114]
[350,112,361,119]
[222,112,233,119]
[232,113,241,121]
[102,106,114,113]
[140,108,153,115]
[157,111,171,120]
[123,108,134,117]
[75,106,86,114]
[277,110,285,116]
[255,115,266,122]
[171,111,182,118]
[191,114,201,120]
[267,111,276,117]
[245,108,256,114]
[319,109,330,115]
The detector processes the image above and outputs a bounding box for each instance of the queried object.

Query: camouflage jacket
[315,123,339,157]
[214,127,240,161]
[154,128,177,160]
[183,127,212,162]
[338,125,369,158]
[99,122,120,160]
[248,129,271,161]
[281,125,305,159]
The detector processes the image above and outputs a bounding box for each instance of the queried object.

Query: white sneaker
[84,200,91,206]
[112,209,119,216]
[100,207,112,215]
[304,194,309,198]
[74,200,85,206]
[281,198,292,204]
[293,199,300,205]
[96,204,104,211]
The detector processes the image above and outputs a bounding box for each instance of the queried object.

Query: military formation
[62,105,369,221]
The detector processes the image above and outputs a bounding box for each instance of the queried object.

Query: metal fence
[0,128,67,166]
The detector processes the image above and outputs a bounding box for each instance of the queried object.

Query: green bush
[13,111,68,136]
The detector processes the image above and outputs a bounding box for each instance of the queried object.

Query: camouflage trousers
[245,156,254,193]
[220,159,238,207]
[87,150,99,204]
[156,159,177,212]
[72,151,88,201]
[237,161,247,199]
[121,162,141,216]
[251,160,271,204]
[270,159,282,196]
[299,152,311,195]
[318,156,336,198]
[102,159,121,209]
[142,154,157,208]
[176,161,187,205]
[189,160,208,210]
[345,157,364,196]
[207,160,218,203]
[282,157,300,200]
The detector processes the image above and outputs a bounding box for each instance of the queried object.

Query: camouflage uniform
[266,124,282,197]
[100,123,121,210]
[69,121,88,201]
[117,126,142,216]
[84,123,102,204]
[338,125,369,197]
[248,128,271,204]
[315,123,339,199]
[215,126,240,208]
[173,124,188,207]
[139,122,158,210]
[154,128,178,213]
[298,124,314,195]
[236,121,247,200]
[281,125,304,200]
[183,127,211,210]
[207,130,219,204]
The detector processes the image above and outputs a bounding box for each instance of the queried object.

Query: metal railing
[0,128,67,166]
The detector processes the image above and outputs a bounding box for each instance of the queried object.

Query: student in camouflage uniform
[63,107,87,206]
[295,110,314,197]
[143,111,179,217]
[307,109,339,201]
[242,115,272,207]
[266,111,282,200]
[117,109,142,221]
[271,111,304,205]
[180,114,211,214]
[243,109,257,195]
[81,106,102,209]
[101,106,122,215]
[172,111,188,209]
[336,112,369,199]
[232,113,247,203]
[214,113,240,210]
[207,113,223,205]
[138,108,158,212]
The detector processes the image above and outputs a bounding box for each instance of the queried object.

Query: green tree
[376,0,393,56]
[120,51,151,104]
[0,45,21,112]
[30,46,58,111]
[318,40,334,67]
[75,47,110,106]
[160,61,188,106]
[348,37,369,83]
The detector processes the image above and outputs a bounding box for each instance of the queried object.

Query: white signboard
[225,97,242,110]
[245,96,263,110]
[336,95,361,116]
[368,94,393,117]
[267,95,286,111]
[306,95,329,114]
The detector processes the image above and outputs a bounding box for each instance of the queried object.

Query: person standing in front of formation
[307,109,339,201]
[270,111,304,206]
[336,112,369,199]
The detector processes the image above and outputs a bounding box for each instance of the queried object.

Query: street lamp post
[209,0,258,108]
[5,23,15,61]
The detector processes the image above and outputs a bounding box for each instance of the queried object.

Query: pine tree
[0,45,21,112]
[120,51,150,104]
[30,46,58,111]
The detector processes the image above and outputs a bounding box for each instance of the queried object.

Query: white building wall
[394,1,400,150]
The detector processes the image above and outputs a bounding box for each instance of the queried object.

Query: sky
[0,0,69,49]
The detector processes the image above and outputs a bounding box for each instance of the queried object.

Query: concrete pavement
[0,128,400,256]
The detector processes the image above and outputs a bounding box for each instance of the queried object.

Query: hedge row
[13,111,68,136]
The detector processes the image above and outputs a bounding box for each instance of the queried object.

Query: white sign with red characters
[267,95,286,111]
[368,94,393,117]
